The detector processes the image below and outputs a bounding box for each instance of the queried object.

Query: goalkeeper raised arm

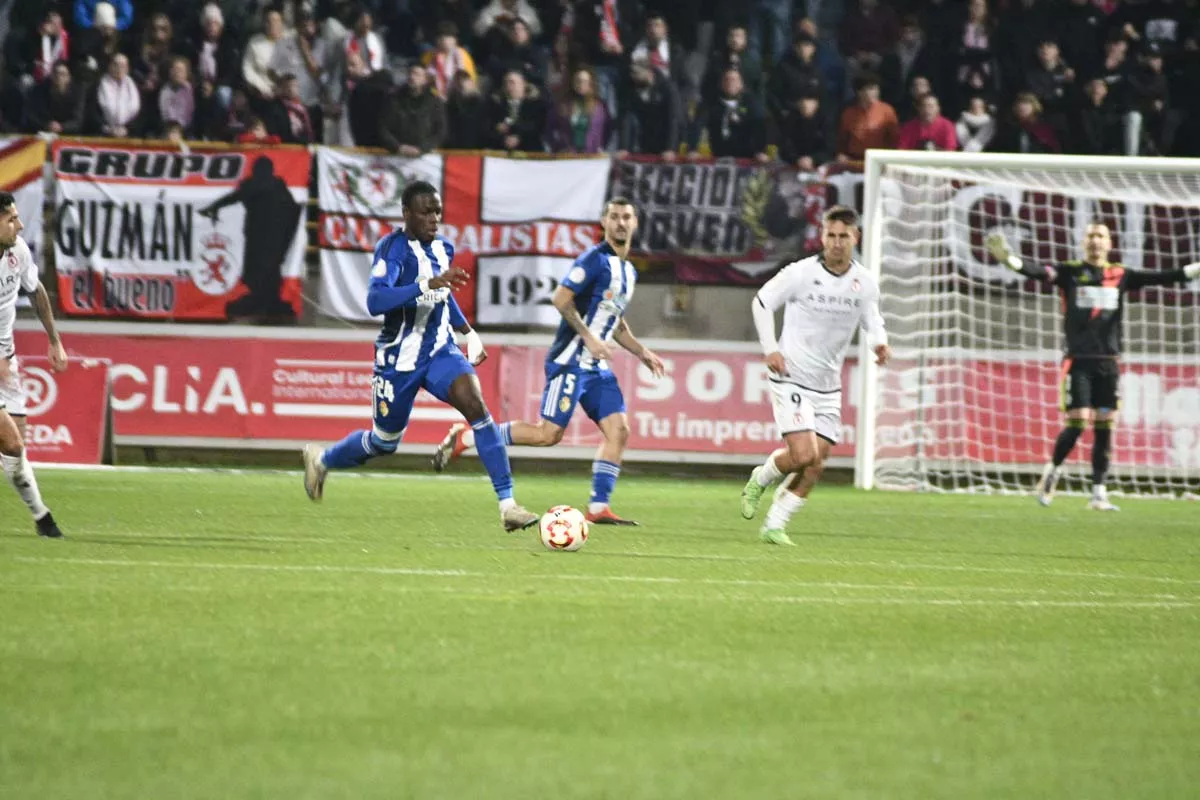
[986,222,1200,510]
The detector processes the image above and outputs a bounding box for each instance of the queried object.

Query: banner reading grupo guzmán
[52,141,310,320]
[608,156,828,285]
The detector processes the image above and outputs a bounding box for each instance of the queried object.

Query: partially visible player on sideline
[303,181,540,532]
[987,224,1200,510]
[0,191,67,538]
[741,206,890,546]
[432,197,664,525]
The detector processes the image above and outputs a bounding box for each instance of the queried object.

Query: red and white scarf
[599,0,621,51]
[284,98,312,142]
[344,32,383,73]
[427,48,465,97]
[35,31,69,82]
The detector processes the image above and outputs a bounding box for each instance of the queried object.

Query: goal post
[856,150,1200,496]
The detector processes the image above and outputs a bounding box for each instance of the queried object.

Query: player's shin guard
[1091,420,1113,489]
[1,452,49,520]
[471,415,514,502]
[1051,418,1086,466]
[322,429,397,469]
[590,460,620,511]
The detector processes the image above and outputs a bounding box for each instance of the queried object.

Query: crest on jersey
[192,232,243,296]
[379,400,389,417]
[6,251,16,270]
[851,279,861,292]
[559,396,571,413]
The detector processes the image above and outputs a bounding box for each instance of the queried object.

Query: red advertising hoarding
[17,356,111,464]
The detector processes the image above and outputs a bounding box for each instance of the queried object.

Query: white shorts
[0,356,26,415]
[769,379,842,443]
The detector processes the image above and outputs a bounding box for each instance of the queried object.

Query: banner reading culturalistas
[608,156,829,285]
[0,137,46,267]
[317,148,607,325]
[52,141,310,320]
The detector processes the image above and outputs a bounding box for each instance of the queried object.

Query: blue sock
[591,460,620,506]
[322,430,394,469]
[472,415,514,501]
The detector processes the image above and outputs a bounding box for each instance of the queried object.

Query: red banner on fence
[18,356,111,464]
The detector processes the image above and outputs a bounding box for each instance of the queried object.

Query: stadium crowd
[2,0,1198,165]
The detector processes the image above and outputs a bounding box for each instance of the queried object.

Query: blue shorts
[540,365,626,428]
[373,346,474,435]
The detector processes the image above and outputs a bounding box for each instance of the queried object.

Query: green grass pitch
[2,468,1199,799]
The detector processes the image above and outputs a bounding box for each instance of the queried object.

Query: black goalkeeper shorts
[1060,358,1120,412]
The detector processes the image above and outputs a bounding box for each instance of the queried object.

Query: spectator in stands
[767,31,824,127]
[920,0,965,53]
[263,72,314,144]
[990,91,1060,153]
[75,0,132,32]
[485,18,546,88]
[164,120,187,147]
[445,70,487,149]
[795,17,846,107]
[474,0,542,40]
[26,60,84,135]
[995,0,1054,93]
[747,0,793,67]
[1024,39,1075,122]
[698,67,768,161]
[570,0,642,105]
[186,4,240,116]
[897,92,958,151]
[218,87,254,140]
[703,24,761,106]
[89,52,141,137]
[379,63,445,156]
[235,114,281,144]
[1056,0,1106,79]
[1097,35,1133,112]
[267,6,332,144]
[899,74,932,122]
[629,13,686,90]
[343,49,390,148]
[1126,42,1174,155]
[243,8,290,103]
[132,13,174,101]
[955,95,995,152]
[617,55,682,160]
[486,68,546,152]
[951,0,999,114]
[344,7,385,78]
[546,66,612,154]
[157,55,195,137]
[836,73,898,164]
[778,93,833,171]
[11,11,69,91]
[1111,0,1188,56]
[73,1,122,83]
[1069,77,1120,154]
[841,0,899,79]
[422,22,478,99]
[881,16,939,115]
[416,0,475,56]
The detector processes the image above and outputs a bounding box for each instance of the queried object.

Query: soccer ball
[539,505,588,551]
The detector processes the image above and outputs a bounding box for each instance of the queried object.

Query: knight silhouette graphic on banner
[198,156,302,319]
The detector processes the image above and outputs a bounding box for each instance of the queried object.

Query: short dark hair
[0,191,16,215]
[603,196,637,215]
[402,180,439,209]
[823,205,858,228]
[853,73,881,92]
[436,20,458,38]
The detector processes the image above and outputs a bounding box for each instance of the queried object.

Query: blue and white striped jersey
[370,232,466,372]
[546,241,637,372]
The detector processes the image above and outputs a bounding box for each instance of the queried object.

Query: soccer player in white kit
[741,206,890,546]
[0,192,68,537]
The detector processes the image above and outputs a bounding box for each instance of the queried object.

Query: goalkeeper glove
[1184,263,1200,281]
[985,233,1022,272]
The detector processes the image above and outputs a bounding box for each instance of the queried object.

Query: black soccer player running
[987,223,1200,510]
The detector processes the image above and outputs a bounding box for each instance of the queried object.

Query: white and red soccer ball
[539,505,589,551]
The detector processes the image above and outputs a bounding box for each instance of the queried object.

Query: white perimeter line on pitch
[13,558,1198,605]
[28,464,487,481]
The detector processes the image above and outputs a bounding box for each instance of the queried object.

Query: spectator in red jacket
[897,92,959,150]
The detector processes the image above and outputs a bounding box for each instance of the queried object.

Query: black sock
[1092,422,1113,487]
[1051,421,1086,466]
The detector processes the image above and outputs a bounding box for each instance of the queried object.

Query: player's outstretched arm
[613,318,664,377]
[551,284,611,361]
[30,282,67,372]
[986,233,1051,281]
[1123,262,1200,291]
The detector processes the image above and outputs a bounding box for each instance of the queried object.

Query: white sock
[764,491,805,531]
[462,429,476,449]
[1093,484,1107,499]
[498,497,516,513]
[588,502,607,515]
[755,454,784,487]
[2,453,49,520]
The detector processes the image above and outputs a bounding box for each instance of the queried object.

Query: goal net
[855,152,1200,497]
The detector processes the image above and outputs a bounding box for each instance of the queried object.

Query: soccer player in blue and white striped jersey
[433,198,664,526]
[303,181,539,532]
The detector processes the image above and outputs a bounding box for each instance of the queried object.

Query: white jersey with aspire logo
[0,236,39,359]
[755,255,887,392]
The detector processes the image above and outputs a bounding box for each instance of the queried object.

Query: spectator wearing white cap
[185,3,241,121]
[72,1,125,84]
[75,0,133,32]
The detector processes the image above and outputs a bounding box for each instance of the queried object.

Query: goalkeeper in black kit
[987,222,1200,510]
